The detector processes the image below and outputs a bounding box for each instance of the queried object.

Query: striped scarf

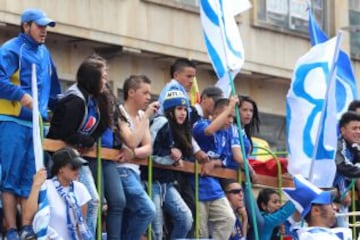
[52,177,93,240]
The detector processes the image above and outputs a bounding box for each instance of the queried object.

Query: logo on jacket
[83,116,97,132]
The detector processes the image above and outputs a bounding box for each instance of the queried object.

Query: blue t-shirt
[224,126,251,169]
[192,119,226,201]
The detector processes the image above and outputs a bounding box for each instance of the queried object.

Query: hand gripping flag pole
[200,1,258,239]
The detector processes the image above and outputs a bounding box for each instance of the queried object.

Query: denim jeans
[79,165,99,237]
[118,167,156,240]
[88,159,126,240]
[150,181,193,240]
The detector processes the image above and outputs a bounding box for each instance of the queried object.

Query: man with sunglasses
[222,179,247,240]
[0,8,60,239]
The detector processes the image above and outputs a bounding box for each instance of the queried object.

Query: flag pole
[213,1,259,238]
[309,32,343,183]
[228,71,259,240]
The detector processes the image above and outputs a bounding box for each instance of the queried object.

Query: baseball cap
[52,147,87,170]
[282,175,333,218]
[21,8,56,27]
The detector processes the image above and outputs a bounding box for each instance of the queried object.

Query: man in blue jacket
[0,8,60,239]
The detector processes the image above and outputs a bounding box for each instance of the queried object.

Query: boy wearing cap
[191,86,223,124]
[24,147,92,240]
[0,8,60,239]
[283,175,342,240]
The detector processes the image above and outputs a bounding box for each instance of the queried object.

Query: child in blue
[192,97,238,239]
[142,89,193,239]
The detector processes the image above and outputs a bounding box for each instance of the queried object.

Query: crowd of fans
[1,7,360,240]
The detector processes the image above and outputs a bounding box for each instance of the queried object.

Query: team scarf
[52,177,93,240]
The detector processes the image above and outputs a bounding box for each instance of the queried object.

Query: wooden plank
[43,138,294,188]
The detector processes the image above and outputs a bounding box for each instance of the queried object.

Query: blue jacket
[0,33,60,121]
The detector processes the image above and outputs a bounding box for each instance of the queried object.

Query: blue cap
[282,175,333,218]
[21,8,55,27]
[163,89,189,111]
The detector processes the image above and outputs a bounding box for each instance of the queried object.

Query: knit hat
[163,90,189,111]
[282,175,333,218]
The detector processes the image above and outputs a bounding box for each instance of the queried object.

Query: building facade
[0,0,357,150]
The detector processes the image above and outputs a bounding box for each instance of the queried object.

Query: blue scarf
[52,177,93,240]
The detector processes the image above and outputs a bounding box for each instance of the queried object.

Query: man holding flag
[0,8,60,239]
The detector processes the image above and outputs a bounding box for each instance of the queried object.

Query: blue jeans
[79,165,99,237]
[150,181,193,240]
[88,159,126,240]
[118,168,156,240]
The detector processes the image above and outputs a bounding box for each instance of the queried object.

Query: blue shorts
[0,121,35,197]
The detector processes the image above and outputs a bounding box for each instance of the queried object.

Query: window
[255,0,326,35]
[349,0,360,57]
[172,0,199,7]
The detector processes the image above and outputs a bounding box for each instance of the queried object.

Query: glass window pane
[256,0,326,35]
[173,0,199,7]
[349,0,360,57]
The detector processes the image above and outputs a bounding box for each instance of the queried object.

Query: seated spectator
[141,90,193,239]
[283,175,343,240]
[23,147,92,239]
[256,188,296,240]
[222,179,248,240]
[192,96,238,239]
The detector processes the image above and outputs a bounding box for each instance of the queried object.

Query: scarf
[52,177,93,240]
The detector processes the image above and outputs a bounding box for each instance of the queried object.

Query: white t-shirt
[298,227,345,240]
[117,104,145,174]
[45,179,91,240]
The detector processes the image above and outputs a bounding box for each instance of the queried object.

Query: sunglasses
[226,189,243,195]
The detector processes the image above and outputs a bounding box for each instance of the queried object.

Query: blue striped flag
[200,0,251,96]
[286,36,340,187]
[309,8,358,114]
[31,64,50,239]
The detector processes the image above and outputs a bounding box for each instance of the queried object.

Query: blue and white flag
[309,8,358,114]
[31,64,50,240]
[200,0,251,96]
[286,37,338,187]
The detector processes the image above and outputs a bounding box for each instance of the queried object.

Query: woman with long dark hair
[141,89,193,240]
[47,54,110,236]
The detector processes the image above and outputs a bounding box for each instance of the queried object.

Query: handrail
[43,138,295,187]
[251,146,284,200]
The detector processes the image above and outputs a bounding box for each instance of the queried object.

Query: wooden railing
[43,138,294,188]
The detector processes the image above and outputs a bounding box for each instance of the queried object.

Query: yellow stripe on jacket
[0,70,22,116]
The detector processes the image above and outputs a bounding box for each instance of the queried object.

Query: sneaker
[6,228,19,240]
[19,225,36,240]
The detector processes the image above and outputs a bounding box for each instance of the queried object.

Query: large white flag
[200,0,251,96]
[31,64,50,239]
[286,37,339,187]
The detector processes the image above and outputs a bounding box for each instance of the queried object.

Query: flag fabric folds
[287,7,359,188]
[286,37,339,187]
[190,76,200,106]
[199,0,250,96]
[309,9,358,115]
[31,64,50,239]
